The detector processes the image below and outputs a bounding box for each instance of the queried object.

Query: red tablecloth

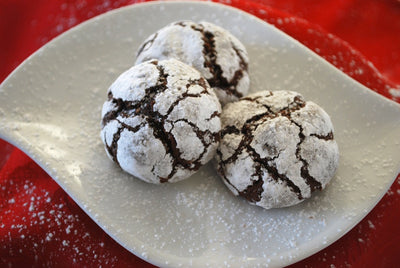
[1,0,400,267]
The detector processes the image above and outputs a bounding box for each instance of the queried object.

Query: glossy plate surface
[1,2,400,267]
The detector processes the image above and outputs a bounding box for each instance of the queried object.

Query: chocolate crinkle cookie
[135,20,249,105]
[101,59,221,184]
[215,90,339,209]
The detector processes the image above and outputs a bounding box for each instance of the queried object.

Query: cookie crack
[292,121,323,192]
[207,111,221,121]
[191,24,243,98]
[216,149,238,190]
[241,92,279,115]
[116,119,146,133]
[279,95,306,117]
[230,40,248,88]
[246,144,303,200]
[104,125,123,168]
[310,132,334,140]
[220,111,273,167]
[143,62,186,183]
[101,95,138,127]
[148,61,219,182]
[239,172,264,203]
[102,60,170,129]
[220,125,240,139]
[174,21,188,27]
[173,118,220,169]
[231,41,248,72]
[165,77,210,117]
[277,96,322,193]
[243,111,275,131]
[136,32,158,57]
[238,154,268,203]
[187,77,209,91]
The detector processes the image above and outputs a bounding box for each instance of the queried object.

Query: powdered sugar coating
[216,90,339,209]
[135,20,249,105]
[101,59,221,184]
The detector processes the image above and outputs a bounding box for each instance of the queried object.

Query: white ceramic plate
[1,2,400,267]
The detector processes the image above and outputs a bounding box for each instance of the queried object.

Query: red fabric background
[1,0,399,267]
